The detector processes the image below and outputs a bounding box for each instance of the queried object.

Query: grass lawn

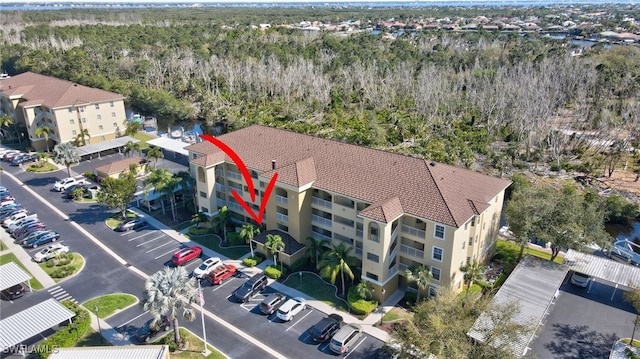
[496,239,563,264]
[282,272,349,311]
[105,210,137,229]
[0,253,43,290]
[27,160,58,173]
[134,132,155,150]
[75,329,114,347]
[382,306,413,322]
[0,241,6,250]
[186,233,248,260]
[153,328,226,359]
[82,293,138,319]
[172,220,193,231]
[39,253,84,282]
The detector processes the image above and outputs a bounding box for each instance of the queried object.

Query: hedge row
[243,254,265,267]
[265,265,287,279]
[347,286,378,315]
[36,301,91,359]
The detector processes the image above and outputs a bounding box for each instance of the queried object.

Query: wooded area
[1,6,639,177]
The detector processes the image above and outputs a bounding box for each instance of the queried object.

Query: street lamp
[94,305,104,344]
[380,289,386,325]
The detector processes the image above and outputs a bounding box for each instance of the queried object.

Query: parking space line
[318,341,330,352]
[344,336,367,358]
[116,310,150,328]
[285,310,312,332]
[211,278,236,292]
[154,247,180,260]
[135,234,166,247]
[127,231,155,241]
[145,241,174,253]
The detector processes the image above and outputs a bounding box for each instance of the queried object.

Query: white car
[34,244,69,263]
[8,216,39,233]
[53,177,88,192]
[570,271,591,288]
[276,297,307,322]
[4,212,37,228]
[192,257,222,279]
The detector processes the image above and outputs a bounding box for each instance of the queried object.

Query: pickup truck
[53,177,90,192]
[3,212,37,228]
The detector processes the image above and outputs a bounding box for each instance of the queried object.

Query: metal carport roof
[147,137,189,156]
[0,298,75,351]
[0,262,32,292]
[467,255,569,358]
[48,345,170,359]
[76,136,139,158]
[563,249,640,290]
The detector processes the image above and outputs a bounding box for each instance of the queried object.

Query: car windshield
[198,263,209,270]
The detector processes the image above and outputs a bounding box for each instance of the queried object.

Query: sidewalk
[0,228,57,289]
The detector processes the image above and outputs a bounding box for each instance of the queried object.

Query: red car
[171,246,202,266]
[207,264,237,285]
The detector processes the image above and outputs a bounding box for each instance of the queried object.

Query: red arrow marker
[199,134,277,225]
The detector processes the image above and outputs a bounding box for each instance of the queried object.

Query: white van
[3,211,32,227]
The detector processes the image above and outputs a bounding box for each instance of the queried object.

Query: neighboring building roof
[187,125,511,227]
[95,156,146,176]
[147,137,190,156]
[76,135,139,158]
[0,298,76,351]
[253,229,306,256]
[563,249,640,289]
[467,255,568,358]
[0,71,125,109]
[0,262,32,291]
[48,345,170,359]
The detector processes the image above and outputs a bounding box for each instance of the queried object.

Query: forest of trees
[1,6,639,177]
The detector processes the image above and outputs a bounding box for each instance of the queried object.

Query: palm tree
[0,114,14,144]
[35,125,51,152]
[143,168,173,215]
[175,171,196,212]
[319,243,356,296]
[305,237,329,268]
[460,259,486,294]
[125,120,141,137]
[52,142,80,178]
[265,234,285,271]
[405,265,433,303]
[147,146,164,167]
[191,212,209,229]
[128,163,139,177]
[141,266,197,347]
[355,281,373,300]
[123,140,141,157]
[210,205,229,242]
[239,223,260,257]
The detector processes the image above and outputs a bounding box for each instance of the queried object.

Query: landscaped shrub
[35,301,91,358]
[243,257,257,267]
[347,286,378,315]
[288,258,307,272]
[226,232,245,246]
[265,265,285,279]
[403,291,417,306]
[188,226,214,236]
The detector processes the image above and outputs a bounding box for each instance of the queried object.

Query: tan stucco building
[186,125,511,301]
[0,72,126,151]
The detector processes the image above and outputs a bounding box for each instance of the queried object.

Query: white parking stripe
[145,241,174,253]
[154,247,180,260]
[344,336,367,358]
[211,278,236,292]
[285,310,313,332]
[135,235,165,247]
[127,231,155,241]
[116,310,150,328]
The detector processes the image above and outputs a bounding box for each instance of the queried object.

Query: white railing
[391,226,399,241]
[229,187,243,197]
[312,197,332,210]
[227,171,242,181]
[276,212,288,223]
[216,198,226,207]
[388,264,398,275]
[312,214,332,227]
[400,244,424,259]
[214,183,225,191]
[389,241,399,261]
[399,263,409,272]
[276,195,288,205]
[228,202,243,213]
[355,247,362,256]
[311,231,331,242]
[401,224,426,239]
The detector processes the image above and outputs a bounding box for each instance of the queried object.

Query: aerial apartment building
[0,72,126,151]
[186,125,511,300]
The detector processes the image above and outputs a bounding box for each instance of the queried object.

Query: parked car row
[0,193,61,249]
[0,150,40,166]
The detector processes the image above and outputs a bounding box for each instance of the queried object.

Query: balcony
[276,212,288,223]
[312,214,332,228]
[388,264,399,275]
[356,229,363,239]
[355,247,362,256]
[276,194,288,205]
[311,231,331,242]
[400,244,424,259]
[399,263,409,272]
[214,183,225,192]
[389,240,398,262]
[227,171,242,182]
[216,198,226,208]
[401,224,426,239]
[312,196,332,210]
[228,202,244,213]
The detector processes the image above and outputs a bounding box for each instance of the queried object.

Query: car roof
[333,324,360,341]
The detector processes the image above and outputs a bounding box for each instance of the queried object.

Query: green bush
[243,258,257,267]
[404,291,417,306]
[36,301,91,358]
[347,286,378,315]
[288,258,307,272]
[188,226,214,236]
[45,260,55,268]
[227,232,245,245]
[163,333,178,352]
[265,265,285,279]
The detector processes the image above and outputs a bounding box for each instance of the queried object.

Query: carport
[563,249,640,299]
[0,262,33,293]
[0,298,75,352]
[147,137,189,158]
[467,255,569,358]
[76,136,139,160]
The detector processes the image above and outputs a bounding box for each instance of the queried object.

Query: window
[432,246,443,261]
[276,223,288,232]
[110,101,114,107]
[416,218,423,224]
[95,104,100,110]
[97,115,102,120]
[434,224,445,239]
[79,107,85,112]
[260,181,265,188]
[367,252,379,263]
[98,125,103,130]
[72,130,77,136]
[111,112,116,117]
[464,222,468,230]
[467,256,471,264]
[366,272,378,281]
[468,237,473,245]
[70,119,75,125]
[369,225,379,242]
[82,118,86,123]
[100,136,106,141]
[200,191,206,198]
[431,267,441,281]
[429,286,438,297]
[68,108,73,113]
[201,207,209,213]
[462,241,465,249]
[113,122,118,127]
[471,217,476,226]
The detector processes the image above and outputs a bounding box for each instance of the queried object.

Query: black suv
[259,293,287,315]
[310,314,343,342]
[233,273,268,302]
[0,283,26,300]
[135,315,171,342]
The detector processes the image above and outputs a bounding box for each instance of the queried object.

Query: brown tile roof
[95,156,146,175]
[192,152,226,167]
[253,229,305,255]
[0,72,125,109]
[190,125,511,228]
[359,197,404,223]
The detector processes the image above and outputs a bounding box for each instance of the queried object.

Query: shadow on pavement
[544,323,618,359]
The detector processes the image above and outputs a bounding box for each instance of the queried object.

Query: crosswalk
[48,285,78,304]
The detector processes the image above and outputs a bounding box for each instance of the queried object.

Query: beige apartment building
[0,72,126,151]
[186,125,511,301]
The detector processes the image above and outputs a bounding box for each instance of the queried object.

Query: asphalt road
[0,157,387,359]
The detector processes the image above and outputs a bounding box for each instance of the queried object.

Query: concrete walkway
[0,228,57,289]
